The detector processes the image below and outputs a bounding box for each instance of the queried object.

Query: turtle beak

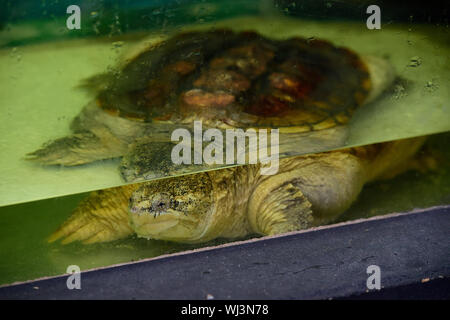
[135,218,180,235]
[129,202,196,221]
[129,207,199,238]
[129,200,151,215]
[129,192,171,216]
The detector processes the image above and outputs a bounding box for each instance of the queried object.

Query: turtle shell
[96,29,371,132]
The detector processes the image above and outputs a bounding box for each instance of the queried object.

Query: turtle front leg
[248,152,366,235]
[248,176,314,235]
[26,127,128,166]
[120,139,209,182]
[48,185,136,244]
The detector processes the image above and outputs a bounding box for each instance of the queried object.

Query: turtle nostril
[130,206,139,213]
[152,200,169,212]
[149,193,171,213]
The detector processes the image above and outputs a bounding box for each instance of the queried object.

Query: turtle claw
[47,212,91,243]
[27,128,128,166]
[49,209,132,244]
[58,219,105,245]
[48,186,136,244]
[48,211,104,244]
[27,132,101,166]
[82,230,119,244]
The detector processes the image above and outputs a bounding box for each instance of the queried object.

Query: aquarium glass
[0,0,449,286]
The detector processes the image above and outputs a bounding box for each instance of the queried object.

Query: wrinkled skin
[48,137,428,245]
[28,30,409,245]
[128,173,214,242]
[26,30,392,183]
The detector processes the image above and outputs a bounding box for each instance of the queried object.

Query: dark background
[1,0,448,34]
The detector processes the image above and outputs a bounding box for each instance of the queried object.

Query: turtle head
[128,173,214,242]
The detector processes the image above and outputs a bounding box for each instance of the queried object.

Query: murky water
[0,2,449,286]
[0,132,448,286]
[1,15,449,206]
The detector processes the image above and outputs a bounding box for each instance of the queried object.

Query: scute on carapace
[96,29,371,131]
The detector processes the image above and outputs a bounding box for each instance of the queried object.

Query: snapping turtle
[48,137,426,244]
[27,29,414,244]
[27,29,394,181]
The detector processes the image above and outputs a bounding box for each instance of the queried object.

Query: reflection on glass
[0,0,449,286]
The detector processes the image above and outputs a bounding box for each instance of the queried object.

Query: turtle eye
[152,199,169,213]
[169,199,180,208]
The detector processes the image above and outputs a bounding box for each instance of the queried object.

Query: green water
[0,132,448,286]
[0,16,449,207]
[0,190,242,286]
[0,3,449,286]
